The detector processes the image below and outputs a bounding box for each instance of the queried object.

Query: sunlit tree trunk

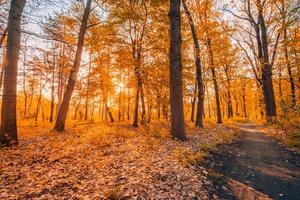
[169,0,186,141]
[0,48,5,92]
[0,0,26,146]
[0,28,7,49]
[54,0,92,131]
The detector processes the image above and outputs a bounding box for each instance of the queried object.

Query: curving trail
[210,123,300,200]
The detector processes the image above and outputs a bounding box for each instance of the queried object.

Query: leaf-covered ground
[0,122,238,199]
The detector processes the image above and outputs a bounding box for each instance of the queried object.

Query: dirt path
[208,123,300,200]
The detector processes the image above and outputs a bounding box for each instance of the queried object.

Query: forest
[0,0,299,199]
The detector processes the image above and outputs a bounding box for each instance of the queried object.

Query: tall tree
[0,0,26,146]
[169,0,186,141]
[54,0,92,131]
[182,0,204,128]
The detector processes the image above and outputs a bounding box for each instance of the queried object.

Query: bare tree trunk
[0,0,26,146]
[169,0,186,141]
[54,0,92,131]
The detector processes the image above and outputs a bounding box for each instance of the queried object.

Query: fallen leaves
[0,121,238,199]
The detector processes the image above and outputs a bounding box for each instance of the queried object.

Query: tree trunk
[190,81,197,122]
[106,104,114,123]
[182,0,204,128]
[23,40,28,117]
[140,85,146,124]
[284,30,296,107]
[85,52,92,121]
[169,0,186,141]
[133,84,140,127]
[54,0,92,131]
[0,28,7,49]
[207,38,222,124]
[49,51,56,122]
[0,48,6,91]
[258,9,277,122]
[224,66,233,118]
[0,0,26,146]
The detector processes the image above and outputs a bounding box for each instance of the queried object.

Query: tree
[226,0,281,122]
[0,0,26,146]
[182,0,204,128]
[54,0,92,131]
[169,0,186,141]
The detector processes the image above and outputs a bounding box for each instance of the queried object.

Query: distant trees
[0,0,26,145]
[226,0,293,122]
[0,0,299,147]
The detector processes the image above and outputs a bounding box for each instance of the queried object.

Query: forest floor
[205,123,300,200]
[1,121,299,199]
[0,121,239,199]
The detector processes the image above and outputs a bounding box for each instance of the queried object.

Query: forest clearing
[0,0,300,199]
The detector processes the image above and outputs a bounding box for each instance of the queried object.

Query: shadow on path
[206,123,300,200]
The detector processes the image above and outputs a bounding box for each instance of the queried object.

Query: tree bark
[207,38,222,124]
[257,5,277,122]
[49,51,55,123]
[182,0,204,128]
[0,0,26,146]
[85,52,92,121]
[284,29,296,107]
[190,81,197,122]
[22,40,28,117]
[169,0,186,141]
[224,65,233,118]
[54,0,92,131]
